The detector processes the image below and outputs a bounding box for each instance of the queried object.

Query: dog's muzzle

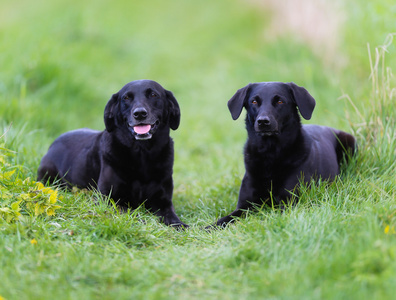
[255,116,279,136]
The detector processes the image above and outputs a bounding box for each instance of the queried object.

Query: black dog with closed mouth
[214,82,356,227]
[38,80,187,228]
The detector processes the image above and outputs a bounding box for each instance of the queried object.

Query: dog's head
[104,80,180,140]
[227,82,316,136]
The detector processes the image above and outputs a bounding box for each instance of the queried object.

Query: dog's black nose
[257,117,271,126]
[133,108,148,120]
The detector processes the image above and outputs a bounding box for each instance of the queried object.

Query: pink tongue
[134,125,151,135]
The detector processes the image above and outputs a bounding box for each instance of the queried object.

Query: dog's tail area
[335,131,357,165]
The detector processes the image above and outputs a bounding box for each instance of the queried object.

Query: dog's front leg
[152,204,189,229]
[213,174,262,228]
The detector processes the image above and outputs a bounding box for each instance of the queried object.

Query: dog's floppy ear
[104,92,119,132]
[287,82,316,120]
[165,90,181,130]
[227,84,252,120]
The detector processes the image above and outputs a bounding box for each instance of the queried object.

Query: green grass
[1,0,396,299]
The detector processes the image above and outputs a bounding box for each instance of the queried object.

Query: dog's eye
[123,95,129,100]
[277,100,284,104]
[150,92,158,98]
[251,99,258,104]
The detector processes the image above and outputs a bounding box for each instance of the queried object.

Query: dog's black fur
[214,82,356,227]
[37,80,187,228]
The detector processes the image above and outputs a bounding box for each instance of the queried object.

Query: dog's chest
[245,143,281,177]
[121,156,170,181]
[245,146,299,194]
[129,179,163,199]
[113,161,171,208]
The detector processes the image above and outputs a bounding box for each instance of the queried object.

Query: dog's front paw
[170,222,189,231]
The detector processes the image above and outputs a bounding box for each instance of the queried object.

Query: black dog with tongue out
[37,80,188,228]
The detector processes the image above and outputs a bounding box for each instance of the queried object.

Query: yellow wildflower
[46,208,56,216]
[35,181,45,190]
[34,203,45,216]
[49,189,58,204]
[30,238,38,245]
[384,225,396,234]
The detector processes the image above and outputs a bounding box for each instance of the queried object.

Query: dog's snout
[257,116,271,126]
[133,108,148,120]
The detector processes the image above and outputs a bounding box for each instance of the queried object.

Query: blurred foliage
[0,140,62,223]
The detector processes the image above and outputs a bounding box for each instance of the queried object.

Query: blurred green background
[1,0,395,197]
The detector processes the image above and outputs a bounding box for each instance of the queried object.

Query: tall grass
[353,34,395,177]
